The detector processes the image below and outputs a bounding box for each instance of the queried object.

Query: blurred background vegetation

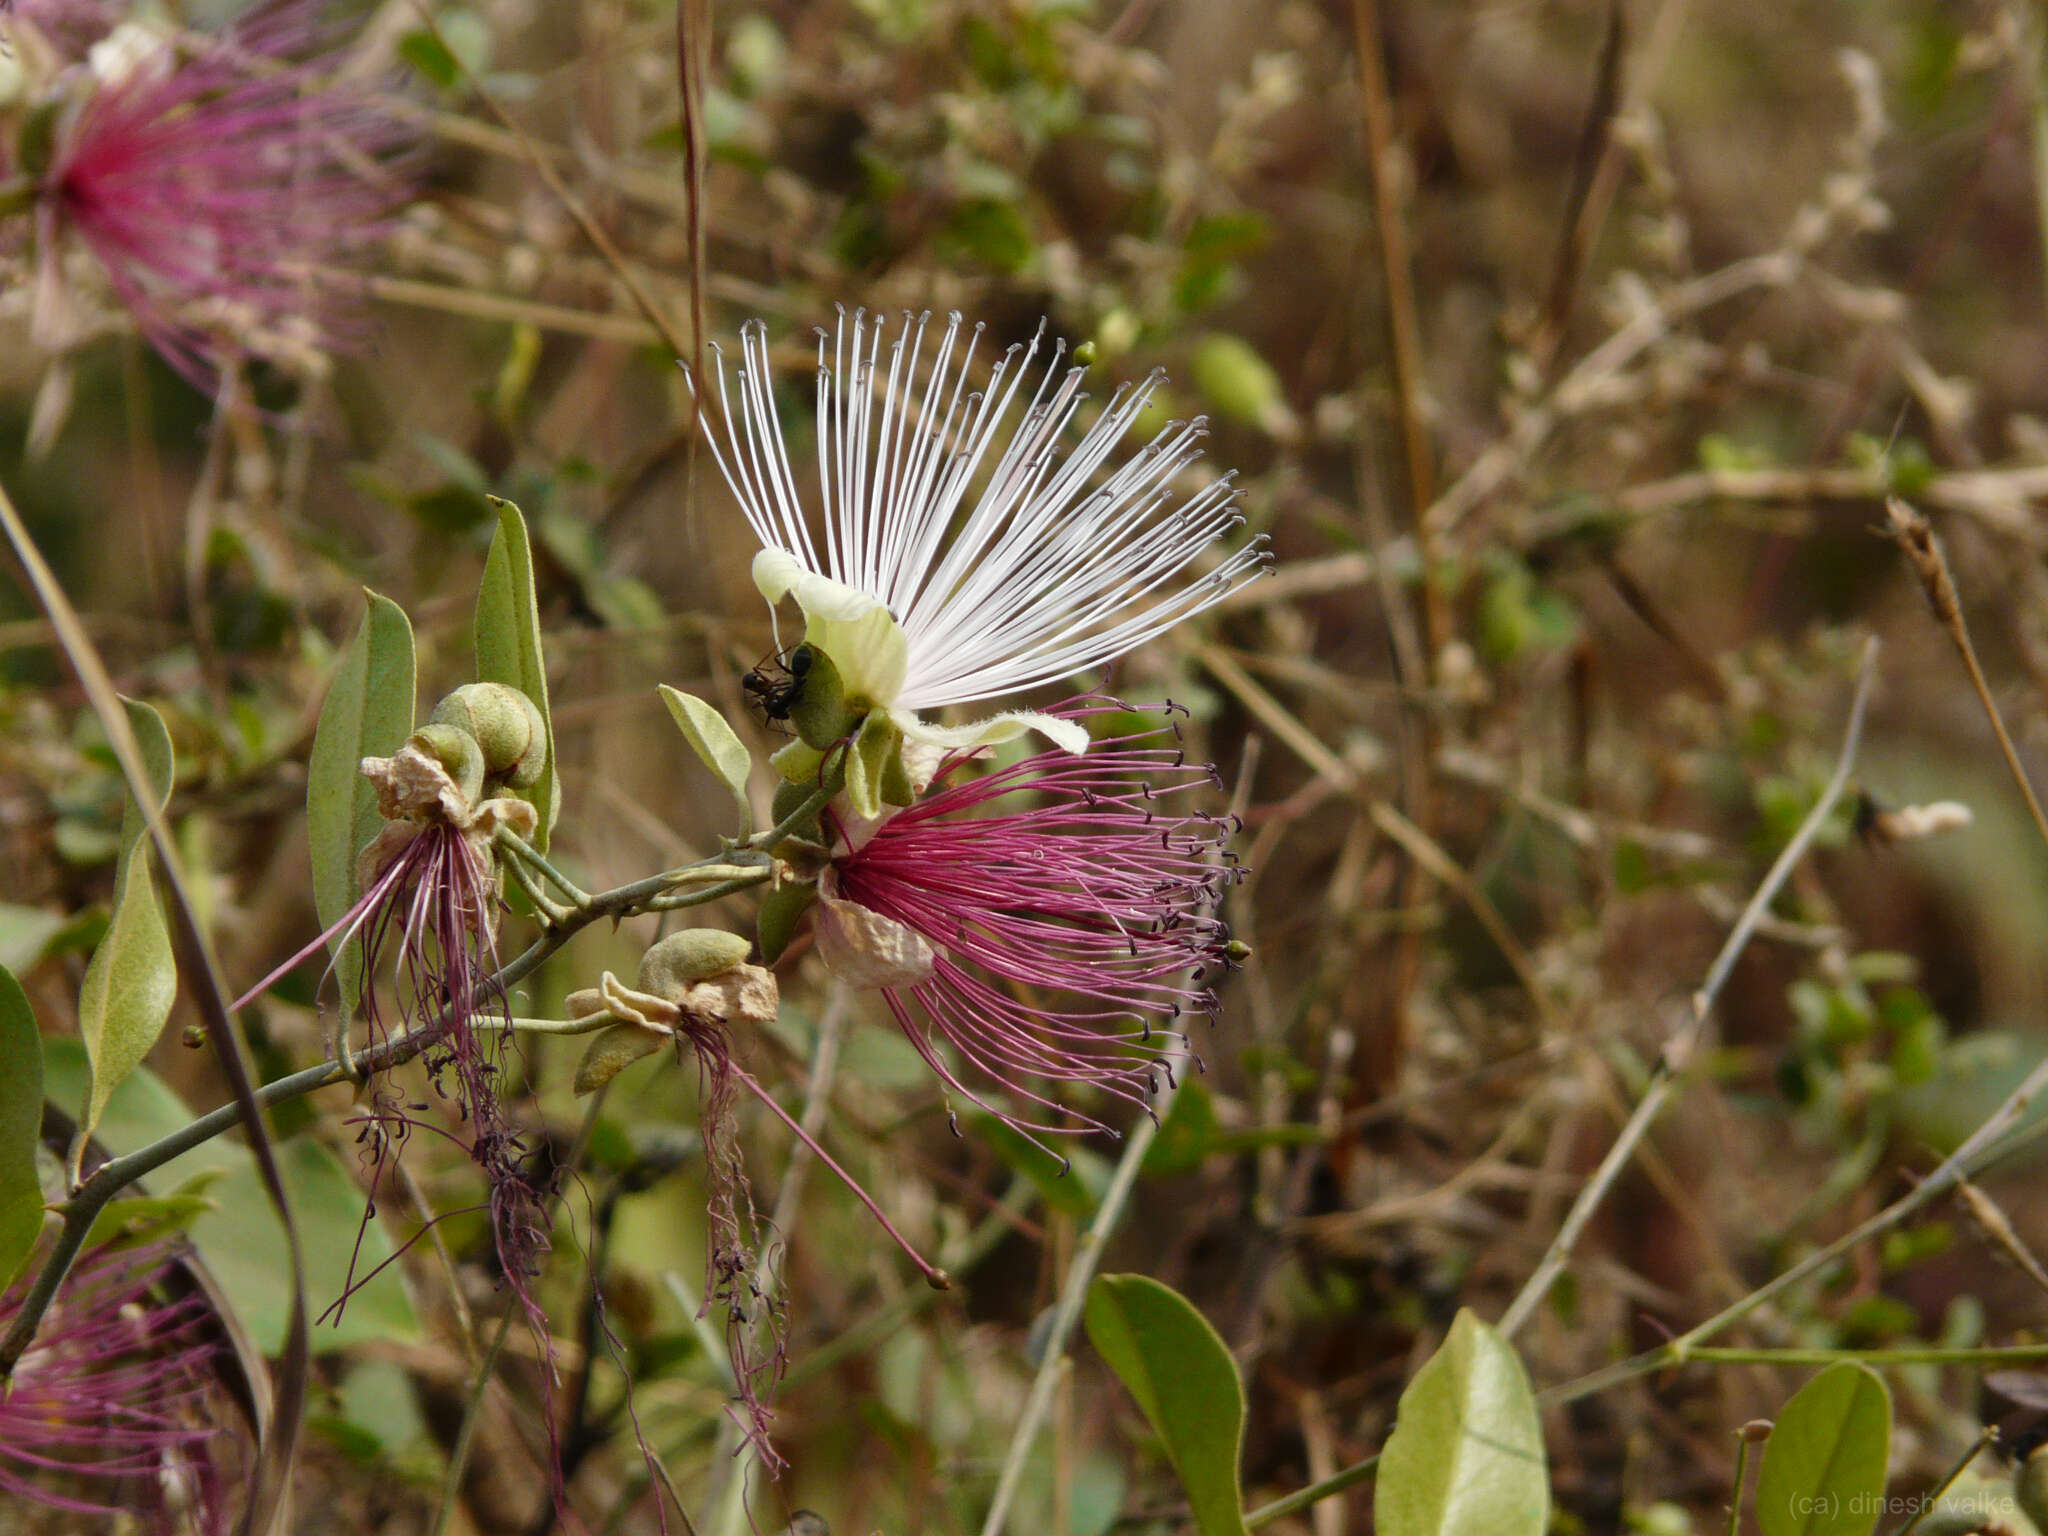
[11,0,2048,1531]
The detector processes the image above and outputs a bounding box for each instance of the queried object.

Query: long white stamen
[700,310,1268,709]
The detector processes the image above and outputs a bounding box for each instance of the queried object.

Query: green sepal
[770,779,821,841]
[790,645,859,750]
[756,881,817,966]
[845,711,902,820]
[770,738,828,784]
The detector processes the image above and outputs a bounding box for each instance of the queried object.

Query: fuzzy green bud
[636,928,752,1001]
[407,722,485,806]
[430,682,546,787]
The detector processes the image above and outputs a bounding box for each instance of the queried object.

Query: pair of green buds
[401,682,547,810]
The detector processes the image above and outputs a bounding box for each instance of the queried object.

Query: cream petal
[892,708,1090,756]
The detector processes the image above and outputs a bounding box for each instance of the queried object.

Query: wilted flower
[234,705,551,1310]
[814,701,1241,1157]
[693,308,1267,754]
[24,1,413,387]
[0,1241,230,1530]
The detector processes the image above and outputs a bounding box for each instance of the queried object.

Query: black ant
[742,643,813,727]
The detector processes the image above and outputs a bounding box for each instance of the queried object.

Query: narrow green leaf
[476,499,559,849]
[308,590,415,1022]
[40,1039,420,1352]
[1084,1273,1251,1536]
[1755,1363,1892,1536]
[658,685,752,831]
[0,963,45,1289]
[1377,1309,1548,1536]
[76,698,176,1148]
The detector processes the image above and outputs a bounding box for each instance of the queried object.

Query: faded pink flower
[0,1241,232,1530]
[30,1,413,387]
[820,701,1242,1160]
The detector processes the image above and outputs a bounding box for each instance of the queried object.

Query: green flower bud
[636,928,752,1000]
[430,682,546,787]
[407,722,485,806]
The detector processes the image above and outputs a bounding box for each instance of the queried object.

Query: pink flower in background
[0,1242,230,1529]
[32,1,414,387]
[819,701,1242,1158]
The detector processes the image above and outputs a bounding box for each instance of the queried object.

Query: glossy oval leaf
[658,684,752,830]
[475,498,558,849]
[1377,1309,1548,1536]
[76,697,176,1149]
[308,589,415,1023]
[0,963,45,1289]
[1756,1363,1892,1536]
[1085,1273,1251,1536]
[40,1038,419,1352]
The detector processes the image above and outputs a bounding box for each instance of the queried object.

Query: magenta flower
[31,1,413,387]
[817,701,1241,1158]
[0,1242,230,1529]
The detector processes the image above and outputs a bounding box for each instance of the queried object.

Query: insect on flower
[741,642,814,727]
[690,308,1268,756]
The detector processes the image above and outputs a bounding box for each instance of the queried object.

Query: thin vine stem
[1496,637,1879,1339]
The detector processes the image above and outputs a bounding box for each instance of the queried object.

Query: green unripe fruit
[408,723,485,806]
[431,682,547,787]
[637,929,751,1000]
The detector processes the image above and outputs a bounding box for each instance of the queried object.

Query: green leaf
[308,590,415,1023]
[1377,1309,1549,1536]
[0,903,64,973]
[1084,1274,1250,1536]
[475,499,559,849]
[76,697,176,1149]
[973,1113,1109,1216]
[1755,1362,1892,1536]
[0,963,45,1289]
[40,1039,420,1352]
[658,685,752,832]
[81,1175,223,1251]
[1142,1081,1219,1176]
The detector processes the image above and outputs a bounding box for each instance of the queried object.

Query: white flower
[692,308,1267,752]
